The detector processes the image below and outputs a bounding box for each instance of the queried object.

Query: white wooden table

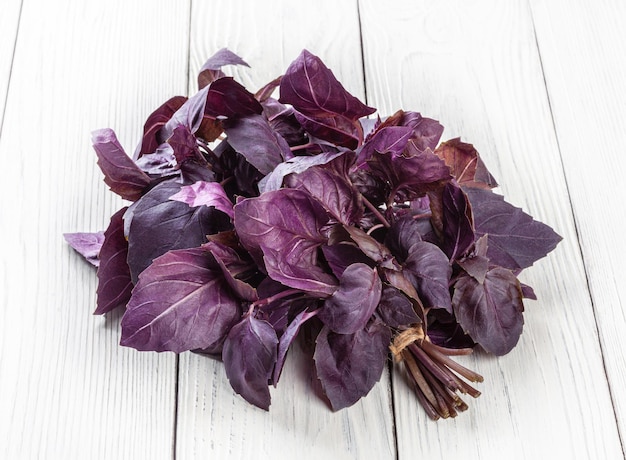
[1,1,625,459]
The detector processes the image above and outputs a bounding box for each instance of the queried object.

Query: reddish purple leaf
[376,285,420,328]
[95,208,133,314]
[465,187,562,270]
[198,48,250,90]
[442,182,474,262]
[169,180,234,219]
[435,138,498,189]
[272,309,318,385]
[318,263,382,334]
[92,129,151,201]
[223,114,290,175]
[136,96,187,158]
[314,321,391,410]
[223,315,278,410]
[403,241,452,312]
[234,189,337,296]
[452,267,524,356]
[279,50,375,121]
[120,248,241,353]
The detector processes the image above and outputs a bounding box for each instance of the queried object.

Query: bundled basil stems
[65,49,561,419]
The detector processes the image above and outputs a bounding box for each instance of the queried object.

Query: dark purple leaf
[92,129,151,202]
[223,114,290,175]
[314,322,391,411]
[163,86,211,139]
[255,76,282,102]
[204,77,263,119]
[384,216,423,263]
[318,263,382,334]
[366,146,451,204]
[136,96,187,158]
[376,110,444,154]
[64,231,104,267]
[169,180,234,219]
[376,285,420,328]
[452,267,524,356]
[279,50,375,121]
[120,248,241,353]
[261,97,306,147]
[403,241,452,312]
[202,241,258,302]
[293,111,362,149]
[321,243,374,278]
[521,283,537,300]
[127,178,231,283]
[435,138,498,189]
[223,315,278,410]
[233,189,337,296]
[426,310,475,349]
[355,126,413,167]
[442,182,474,262]
[343,226,398,270]
[198,48,250,90]
[272,309,318,385]
[166,125,205,165]
[95,208,133,314]
[465,187,562,270]
[285,165,362,225]
[259,150,345,193]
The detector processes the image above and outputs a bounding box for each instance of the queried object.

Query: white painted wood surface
[0,1,624,459]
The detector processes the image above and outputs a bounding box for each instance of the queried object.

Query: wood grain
[175,1,395,459]
[359,0,623,458]
[0,1,191,458]
[0,0,22,131]
[530,0,626,451]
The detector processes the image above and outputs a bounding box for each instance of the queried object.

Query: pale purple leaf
[169,180,234,219]
[64,231,104,267]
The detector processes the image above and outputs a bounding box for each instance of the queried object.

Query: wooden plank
[359,0,623,459]
[530,0,626,451]
[175,1,396,459]
[0,0,22,131]
[0,1,191,457]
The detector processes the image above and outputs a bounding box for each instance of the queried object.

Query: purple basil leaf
[261,97,307,146]
[355,126,413,167]
[376,285,420,328]
[293,111,363,149]
[64,231,104,267]
[272,309,318,385]
[169,180,234,219]
[259,150,345,193]
[452,267,524,355]
[135,96,188,158]
[120,248,241,352]
[314,321,391,411]
[92,129,151,202]
[223,114,290,175]
[521,283,537,300]
[366,146,451,204]
[223,315,278,410]
[234,189,337,296]
[374,110,443,154]
[344,225,398,270]
[457,255,490,284]
[464,187,562,270]
[255,76,282,102]
[127,178,231,283]
[384,216,424,263]
[318,263,382,334]
[285,165,363,225]
[442,182,474,262]
[163,85,211,139]
[403,241,452,312]
[95,208,133,314]
[426,311,476,349]
[202,241,258,302]
[166,125,205,165]
[321,243,374,278]
[204,77,263,119]
[135,143,178,177]
[198,48,250,90]
[279,50,375,121]
[435,138,498,189]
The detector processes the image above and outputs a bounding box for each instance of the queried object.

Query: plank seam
[527,2,626,458]
[0,0,24,141]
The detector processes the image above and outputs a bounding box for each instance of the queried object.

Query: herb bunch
[66,49,561,418]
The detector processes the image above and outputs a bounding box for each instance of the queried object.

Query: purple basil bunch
[66,49,561,419]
